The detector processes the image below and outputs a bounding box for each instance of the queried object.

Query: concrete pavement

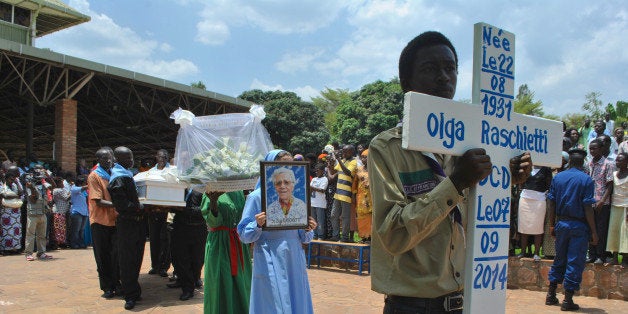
[0,244,625,313]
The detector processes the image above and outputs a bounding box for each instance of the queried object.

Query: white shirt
[310,176,328,208]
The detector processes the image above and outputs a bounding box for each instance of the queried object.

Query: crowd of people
[510,118,628,267]
[1,29,627,314]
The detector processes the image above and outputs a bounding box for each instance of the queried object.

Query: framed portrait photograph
[260,161,311,230]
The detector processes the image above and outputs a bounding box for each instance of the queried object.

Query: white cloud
[250,78,284,92]
[37,0,199,82]
[131,59,199,81]
[160,43,173,53]
[194,1,348,45]
[292,85,321,101]
[275,48,325,74]
[195,19,231,45]
[249,79,319,101]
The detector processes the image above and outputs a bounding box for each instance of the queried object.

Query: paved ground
[0,244,625,313]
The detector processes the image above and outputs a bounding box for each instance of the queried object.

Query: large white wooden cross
[402,22,563,314]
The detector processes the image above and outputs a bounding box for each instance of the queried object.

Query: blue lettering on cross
[426,112,465,149]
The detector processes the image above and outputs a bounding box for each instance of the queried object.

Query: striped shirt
[334,158,357,203]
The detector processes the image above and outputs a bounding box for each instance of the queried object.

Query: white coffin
[136,180,187,207]
[134,166,187,207]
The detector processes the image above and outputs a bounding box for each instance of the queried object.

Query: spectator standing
[51,177,70,247]
[578,119,592,151]
[604,113,615,136]
[310,163,328,239]
[606,152,628,266]
[619,131,628,155]
[517,166,553,261]
[587,139,614,264]
[324,154,336,239]
[69,175,88,249]
[545,149,597,311]
[0,167,23,254]
[567,128,584,150]
[356,144,366,167]
[587,120,609,147]
[24,168,55,261]
[329,145,358,242]
[611,127,624,157]
[353,149,372,242]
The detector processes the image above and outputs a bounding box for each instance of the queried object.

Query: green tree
[238,89,329,155]
[332,78,403,146]
[582,91,604,119]
[562,112,587,130]
[191,81,206,90]
[513,84,544,117]
[614,101,628,125]
[311,88,351,139]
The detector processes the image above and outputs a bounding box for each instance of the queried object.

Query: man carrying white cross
[368,31,532,313]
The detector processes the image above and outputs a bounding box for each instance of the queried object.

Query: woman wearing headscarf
[237,149,317,314]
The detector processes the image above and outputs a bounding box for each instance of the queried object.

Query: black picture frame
[260,161,311,230]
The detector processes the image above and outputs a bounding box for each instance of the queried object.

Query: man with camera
[328,145,358,242]
[24,165,56,261]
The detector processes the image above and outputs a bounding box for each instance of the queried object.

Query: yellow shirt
[333,158,357,203]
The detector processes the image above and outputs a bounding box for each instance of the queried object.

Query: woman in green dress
[201,190,252,314]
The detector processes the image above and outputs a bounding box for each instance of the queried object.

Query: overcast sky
[37,0,627,117]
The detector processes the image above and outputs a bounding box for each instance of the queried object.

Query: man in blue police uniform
[545,149,598,311]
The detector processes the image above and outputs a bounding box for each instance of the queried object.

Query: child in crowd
[310,163,328,240]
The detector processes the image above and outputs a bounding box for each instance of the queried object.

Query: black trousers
[171,223,207,293]
[383,294,463,314]
[91,223,120,292]
[117,217,146,301]
[589,204,611,260]
[148,212,169,271]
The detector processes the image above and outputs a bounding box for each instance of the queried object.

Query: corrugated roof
[3,0,90,36]
[0,37,253,108]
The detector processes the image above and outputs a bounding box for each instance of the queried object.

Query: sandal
[38,253,53,260]
[26,255,35,261]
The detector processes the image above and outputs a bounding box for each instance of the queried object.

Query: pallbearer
[108,146,145,310]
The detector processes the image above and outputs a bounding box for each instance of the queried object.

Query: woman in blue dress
[237,149,317,314]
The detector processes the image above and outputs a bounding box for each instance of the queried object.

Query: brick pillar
[54,99,77,173]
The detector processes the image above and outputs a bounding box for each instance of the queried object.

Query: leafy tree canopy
[582,91,604,120]
[332,78,403,146]
[514,84,545,117]
[238,89,329,155]
[191,81,206,90]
